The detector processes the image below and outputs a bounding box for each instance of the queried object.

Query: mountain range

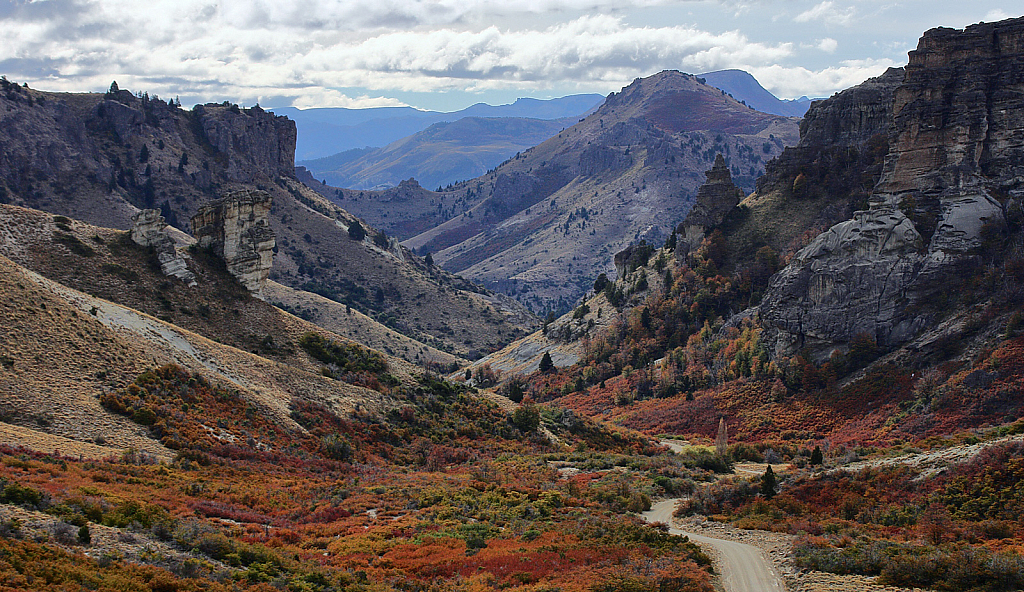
[274,94,604,161]
[315,70,800,313]
[1,15,1024,592]
[297,69,810,194]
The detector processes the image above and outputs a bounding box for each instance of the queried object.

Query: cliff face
[759,18,1024,360]
[193,104,296,182]
[191,190,275,298]
[0,81,296,230]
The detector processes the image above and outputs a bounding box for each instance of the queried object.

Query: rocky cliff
[130,208,197,286]
[191,190,275,298]
[759,18,1024,360]
[0,80,296,231]
[676,153,744,254]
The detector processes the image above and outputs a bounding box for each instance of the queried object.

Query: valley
[0,13,1023,592]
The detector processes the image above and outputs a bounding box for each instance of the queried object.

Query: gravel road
[642,499,786,592]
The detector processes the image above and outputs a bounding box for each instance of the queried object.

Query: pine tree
[761,465,777,499]
[539,352,554,373]
[348,220,366,241]
[810,445,823,466]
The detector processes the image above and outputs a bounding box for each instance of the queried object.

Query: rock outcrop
[759,18,1024,360]
[130,209,197,286]
[190,190,275,298]
[676,154,744,253]
[193,104,296,182]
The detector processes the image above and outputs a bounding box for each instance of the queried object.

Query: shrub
[512,405,540,433]
[298,332,387,375]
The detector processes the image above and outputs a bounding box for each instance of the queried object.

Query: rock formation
[676,154,744,254]
[130,209,197,286]
[759,18,1024,360]
[193,104,296,182]
[190,190,275,298]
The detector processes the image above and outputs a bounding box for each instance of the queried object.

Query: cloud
[984,9,1012,22]
[750,57,900,99]
[0,0,904,106]
[817,38,838,53]
[794,1,855,26]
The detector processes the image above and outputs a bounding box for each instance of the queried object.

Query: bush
[512,405,540,433]
[298,332,387,375]
[319,434,353,461]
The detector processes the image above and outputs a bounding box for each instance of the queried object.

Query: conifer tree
[761,465,777,499]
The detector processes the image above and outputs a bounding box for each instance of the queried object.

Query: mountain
[473,16,1024,447]
[698,69,814,117]
[0,79,536,360]
[323,70,799,314]
[299,116,578,191]
[270,94,604,160]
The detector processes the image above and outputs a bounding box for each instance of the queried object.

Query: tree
[348,220,366,241]
[424,252,433,266]
[78,524,91,545]
[810,445,823,466]
[542,311,556,334]
[138,144,149,163]
[538,352,554,373]
[760,465,777,499]
[106,81,119,96]
[665,231,677,251]
[512,405,540,433]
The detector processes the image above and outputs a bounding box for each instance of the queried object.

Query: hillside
[299,116,578,191]
[325,71,799,313]
[0,79,535,359]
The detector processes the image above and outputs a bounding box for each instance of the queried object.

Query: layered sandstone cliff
[130,209,197,286]
[190,190,275,298]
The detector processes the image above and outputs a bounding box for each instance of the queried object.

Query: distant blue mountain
[697,70,813,117]
[270,94,604,160]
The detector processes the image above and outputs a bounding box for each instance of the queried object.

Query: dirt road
[642,499,786,592]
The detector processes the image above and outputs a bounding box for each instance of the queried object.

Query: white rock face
[190,190,275,298]
[130,209,197,287]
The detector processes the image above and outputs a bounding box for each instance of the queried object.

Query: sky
[0,0,1017,112]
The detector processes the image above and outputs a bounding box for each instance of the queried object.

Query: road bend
[642,499,786,592]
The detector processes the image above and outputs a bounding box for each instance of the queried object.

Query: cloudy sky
[0,0,1017,111]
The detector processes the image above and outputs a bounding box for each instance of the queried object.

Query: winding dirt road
[642,500,786,592]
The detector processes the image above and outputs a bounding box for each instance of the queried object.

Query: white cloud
[0,0,923,106]
[3,7,801,103]
[750,57,900,99]
[817,38,838,53]
[984,9,1012,22]
[794,1,855,26]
